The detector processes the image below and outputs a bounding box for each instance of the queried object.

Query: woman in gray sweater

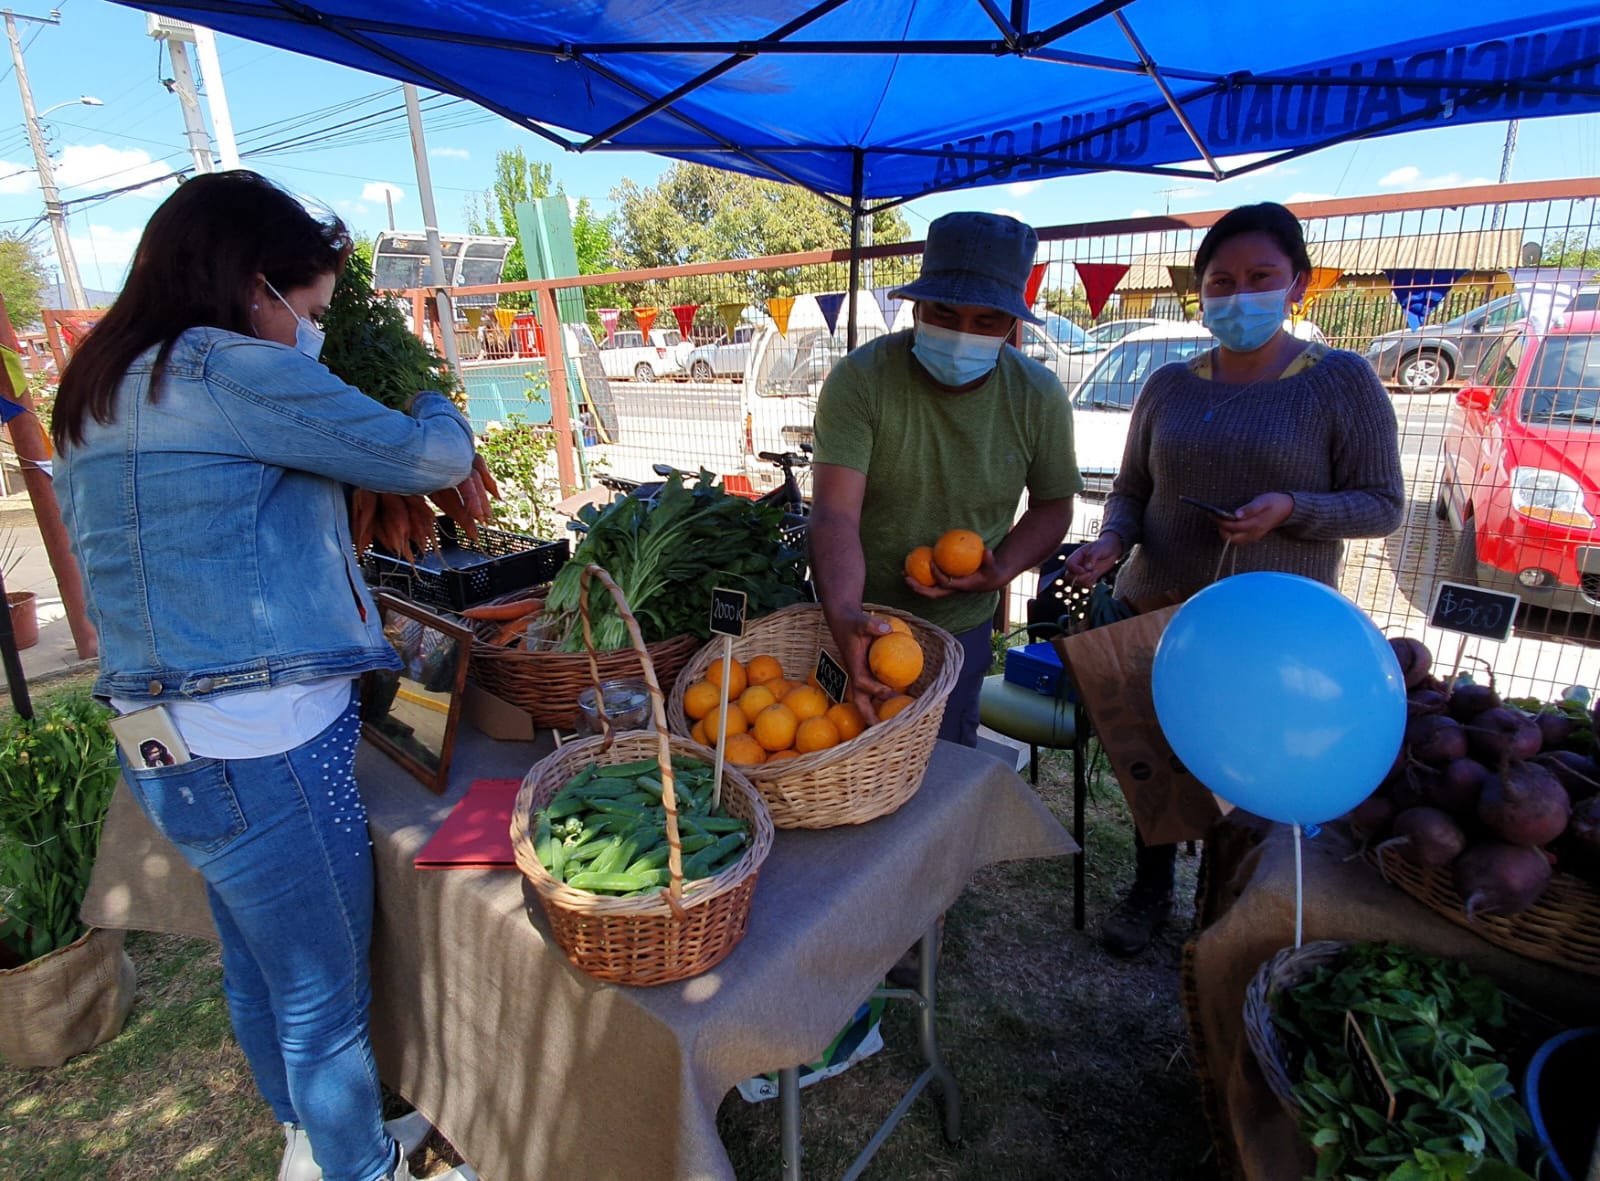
[1066,202,1404,955]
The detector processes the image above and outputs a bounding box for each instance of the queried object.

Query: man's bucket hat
[889,211,1044,325]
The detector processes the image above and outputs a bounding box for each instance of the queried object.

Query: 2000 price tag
[709,587,748,638]
[1428,581,1519,642]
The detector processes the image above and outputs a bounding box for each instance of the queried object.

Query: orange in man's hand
[933,529,984,578]
[904,545,936,587]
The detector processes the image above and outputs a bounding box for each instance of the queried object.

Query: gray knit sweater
[1099,347,1405,603]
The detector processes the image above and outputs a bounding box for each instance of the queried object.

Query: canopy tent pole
[403,83,462,379]
[847,149,864,351]
[1113,12,1222,180]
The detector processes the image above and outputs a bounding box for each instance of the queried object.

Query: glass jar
[575,678,653,738]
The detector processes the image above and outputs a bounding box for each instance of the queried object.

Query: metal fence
[430,178,1600,705]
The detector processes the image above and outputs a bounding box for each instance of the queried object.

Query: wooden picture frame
[360,592,472,794]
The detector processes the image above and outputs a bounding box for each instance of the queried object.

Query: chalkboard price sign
[1428,581,1519,642]
[814,650,850,704]
[709,587,748,638]
[1343,1011,1396,1122]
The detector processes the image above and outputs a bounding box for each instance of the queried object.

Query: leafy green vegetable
[543,470,806,650]
[320,251,456,410]
[1272,943,1538,1181]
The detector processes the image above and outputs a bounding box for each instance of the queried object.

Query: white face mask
[912,319,1006,387]
[265,281,326,361]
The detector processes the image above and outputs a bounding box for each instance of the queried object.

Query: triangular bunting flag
[671,303,699,339]
[632,307,659,337]
[493,308,516,334]
[1383,269,1467,330]
[1023,263,1049,312]
[870,285,901,326]
[767,296,796,337]
[1167,265,1197,299]
[815,292,847,335]
[1074,262,1131,319]
[717,302,746,339]
[1293,266,1344,320]
[598,308,620,342]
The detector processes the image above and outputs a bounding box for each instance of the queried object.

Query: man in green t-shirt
[811,211,1082,746]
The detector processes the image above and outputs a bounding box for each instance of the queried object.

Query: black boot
[1101,841,1176,957]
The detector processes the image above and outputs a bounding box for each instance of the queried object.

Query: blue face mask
[266,281,326,361]
[1201,282,1295,354]
[912,319,1006,387]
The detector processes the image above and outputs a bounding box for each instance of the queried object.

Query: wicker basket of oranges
[664,603,961,828]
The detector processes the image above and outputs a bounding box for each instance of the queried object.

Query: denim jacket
[58,327,476,703]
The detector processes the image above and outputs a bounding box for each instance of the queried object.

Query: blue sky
[5,0,1600,295]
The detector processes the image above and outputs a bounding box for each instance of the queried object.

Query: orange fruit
[879,694,916,720]
[764,677,796,700]
[873,614,913,637]
[702,703,748,743]
[783,684,830,721]
[723,733,767,765]
[753,702,799,752]
[868,633,924,691]
[795,716,842,753]
[933,528,984,577]
[684,679,722,721]
[737,684,778,720]
[767,749,801,762]
[904,545,936,587]
[747,654,784,685]
[690,718,709,745]
[705,656,747,700]
[826,701,867,742]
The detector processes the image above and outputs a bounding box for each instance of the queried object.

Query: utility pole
[1490,120,1519,232]
[190,26,238,169]
[403,84,460,376]
[385,188,396,231]
[5,9,88,310]
[151,19,214,174]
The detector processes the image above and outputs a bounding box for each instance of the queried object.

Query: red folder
[414,778,522,869]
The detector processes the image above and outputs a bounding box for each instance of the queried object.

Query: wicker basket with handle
[664,602,961,828]
[1364,843,1600,978]
[509,565,774,986]
[463,588,701,731]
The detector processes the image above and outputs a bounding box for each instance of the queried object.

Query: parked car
[597,327,689,381]
[1568,285,1600,315]
[1018,311,1101,391]
[685,323,758,381]
[1437,312,1600,619]
[1364,292,1526,394]
[1085,318,1162,347]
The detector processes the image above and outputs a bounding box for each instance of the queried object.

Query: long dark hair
[1193,202,1312,279]
[53,170,352,449]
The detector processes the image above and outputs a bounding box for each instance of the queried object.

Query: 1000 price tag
[1428,581,1519,642]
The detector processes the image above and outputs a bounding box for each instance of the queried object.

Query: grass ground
[1,671,1217,1180]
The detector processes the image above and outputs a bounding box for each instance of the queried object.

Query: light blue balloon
[1151,572,1405,826]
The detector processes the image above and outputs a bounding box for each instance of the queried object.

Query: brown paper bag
[1055,604,1223,846]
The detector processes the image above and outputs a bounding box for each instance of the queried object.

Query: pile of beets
[1345,636,1600,918]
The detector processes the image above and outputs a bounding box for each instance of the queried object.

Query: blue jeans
[118,697,393,1181]
[937,623,994,748]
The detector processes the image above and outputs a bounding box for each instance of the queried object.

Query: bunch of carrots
[459,593,546,647]
[350,454,502,560]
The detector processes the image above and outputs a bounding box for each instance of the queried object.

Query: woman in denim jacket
[54,171,480,1181]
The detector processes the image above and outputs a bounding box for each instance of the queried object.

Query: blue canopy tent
[117,0,1600,326]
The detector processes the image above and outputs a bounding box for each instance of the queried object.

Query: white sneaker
[277,1112,435,1181]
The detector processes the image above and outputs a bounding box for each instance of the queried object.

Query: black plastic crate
[360,517,568,612]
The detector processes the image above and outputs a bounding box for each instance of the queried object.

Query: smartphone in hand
[1178,494,1239,520]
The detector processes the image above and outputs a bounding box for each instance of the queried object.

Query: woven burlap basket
[462,588,700,731]
[664,603,962,828]
[509,566,774,986]
[1365,844,1600,978]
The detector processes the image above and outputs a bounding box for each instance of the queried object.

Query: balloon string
[1212,539,1236,585]
[1293,821,1304,950]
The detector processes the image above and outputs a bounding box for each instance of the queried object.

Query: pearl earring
[251,303,258,311]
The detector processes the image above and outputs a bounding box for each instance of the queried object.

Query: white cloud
[0,159,35,195]
[67,223,142,287]
[430,147,470,161]
[1378,166,1493,192]
[335,199,372,216]
[362,181,405,204]
[991,206,1025,221]
[53,144,174,200]
[1006,180,1041,198]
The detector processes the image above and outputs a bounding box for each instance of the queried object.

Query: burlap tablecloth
[83,727,1075,1180]
[1183,815,1600,1181]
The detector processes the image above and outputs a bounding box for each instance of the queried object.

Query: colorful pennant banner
[1023,263,1049,312]
[1383,269,1467,330]
[815,292,847,335]
[598,308,620,342]
[671,303,699,339]
[1074,262,1131,319]
[766,296,796,337]
[716,302,746,339]
[632,307,659,337]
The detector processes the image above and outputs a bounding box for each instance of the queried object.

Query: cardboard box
[463,682,539,742]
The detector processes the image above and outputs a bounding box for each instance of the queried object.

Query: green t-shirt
[813,330,1083,633]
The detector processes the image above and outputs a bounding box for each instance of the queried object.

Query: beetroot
[1535,710,1576,750]
[1535,750,1600,804]
[1390,636,1433,690]
[1466,707,1543,765]
[1454,842,1553,918]
[1449,683,1503,724]
[1407,688,1449,718]
[1345,795,1396,844]
[1477,761,1572,846]
[1406,714,1468,766]
[1378,806,1467,869]
[1428,758,1492,814]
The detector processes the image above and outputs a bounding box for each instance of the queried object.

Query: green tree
[1039,283,1091,325]
[1540,231,1600,269]
[465,146,557,301]
[0,234,47,330]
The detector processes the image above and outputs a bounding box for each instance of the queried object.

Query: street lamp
[38,96,103,120]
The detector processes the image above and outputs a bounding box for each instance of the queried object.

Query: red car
[1439,311,1600,617]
